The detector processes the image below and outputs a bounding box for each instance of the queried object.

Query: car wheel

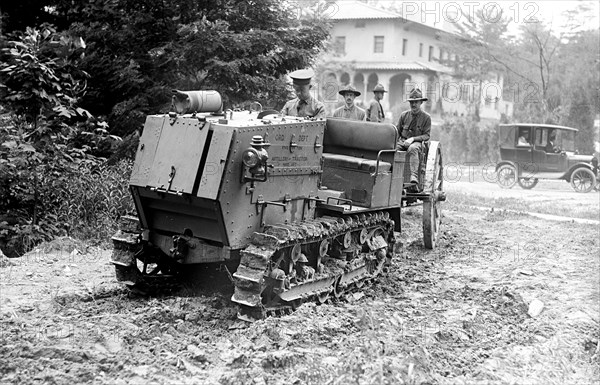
[570,168,596,193]
[517,177,538,189]
[496,164,517,189]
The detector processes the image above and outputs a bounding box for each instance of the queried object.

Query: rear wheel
[497,164,517,189]
[422,142,443,249]
[423,201,441,249]
[517,177,538,189]
[570,167,596,193]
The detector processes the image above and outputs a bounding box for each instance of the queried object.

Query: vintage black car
[496,123,597,193]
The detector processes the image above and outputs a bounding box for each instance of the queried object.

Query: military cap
[407,88,428,101]
[289,68,315,86]
[373,84,387,93]
[338,84,361,97]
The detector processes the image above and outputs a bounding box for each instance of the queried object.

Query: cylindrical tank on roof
[171,90,222,114]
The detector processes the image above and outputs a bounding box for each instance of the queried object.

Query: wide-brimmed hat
[289,68,314,86]
[407,88,428,101]
[338,84,361,97]
[373,84,387,93]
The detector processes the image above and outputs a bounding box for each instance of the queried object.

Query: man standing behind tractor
[332,85,366,120]
[281,69,325,119]
[366,84,387,122]
[397,88,431,184]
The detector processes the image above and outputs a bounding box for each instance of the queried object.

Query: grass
[445,189,600,221]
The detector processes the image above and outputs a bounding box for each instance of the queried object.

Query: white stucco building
[316,1,514,124]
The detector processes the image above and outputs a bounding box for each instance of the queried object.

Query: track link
[111,216,181,295]
[231,213,395,320]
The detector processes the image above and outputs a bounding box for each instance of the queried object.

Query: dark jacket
[366,99,385,122]
[281,97,325,119]
[397,109,431,142]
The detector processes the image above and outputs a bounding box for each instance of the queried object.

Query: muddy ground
[1,180,599,385]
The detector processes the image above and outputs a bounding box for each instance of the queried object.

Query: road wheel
[517,177,538,190]
[496,164,517,189]
[570,167,596,193]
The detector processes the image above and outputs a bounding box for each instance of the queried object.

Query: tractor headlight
[241,135,269,182]
[242,148,260,168]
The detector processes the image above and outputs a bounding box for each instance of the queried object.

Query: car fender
[495,161,541,179]
[495,161,517,171]
[565,162,595,180]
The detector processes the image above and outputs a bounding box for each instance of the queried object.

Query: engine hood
[568,154,594,165]
[569,155,593,166]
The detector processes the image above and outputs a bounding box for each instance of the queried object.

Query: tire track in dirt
[1,203,598,384]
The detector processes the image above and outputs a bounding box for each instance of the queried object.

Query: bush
[0,25,133,257]
[431,116,500,164]
[0,118,134,257]
[0,145,134,257]
[51,159,135,243]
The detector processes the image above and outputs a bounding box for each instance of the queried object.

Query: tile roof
[330,0,403,20]
[329,1,458,33]
[350,61,452,74]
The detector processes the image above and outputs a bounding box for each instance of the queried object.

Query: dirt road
[1,182,599,384]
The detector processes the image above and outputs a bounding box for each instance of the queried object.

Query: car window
[534,128,546,146]
[517,127,531,146]
[559,130,576,152]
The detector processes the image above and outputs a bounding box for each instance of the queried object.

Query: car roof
[499,123,579,132]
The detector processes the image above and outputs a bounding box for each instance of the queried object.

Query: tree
[0,25,119,255]
[0,24,89,129]
[508,23,562,121]
[0,1,60,34]
[443,2,599,142]
[440,9,513,121]
[556,29,600,153]
[168,1,330,109]
[2,0,331,136]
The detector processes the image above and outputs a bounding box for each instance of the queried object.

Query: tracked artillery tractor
[111,90,445,320]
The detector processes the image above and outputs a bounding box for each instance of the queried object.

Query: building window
[419,43,423,57]
[439,48,444,61]
[334,36,346,55]
[374,36,384,53]
[460,84,469,102]
[428,45,434,61]
[402,39,408,56]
